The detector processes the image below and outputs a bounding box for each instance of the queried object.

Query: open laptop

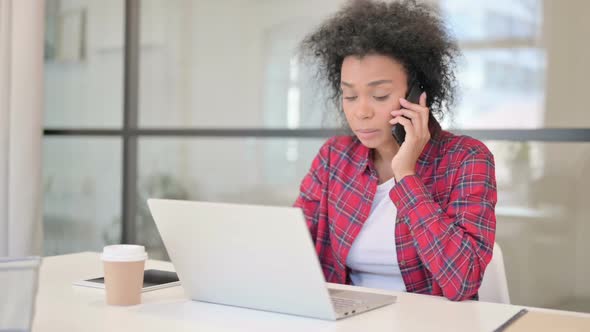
[147,199,396,320]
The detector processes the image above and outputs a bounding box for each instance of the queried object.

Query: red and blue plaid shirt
[294,130,497,301]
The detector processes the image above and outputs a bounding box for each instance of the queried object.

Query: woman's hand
[389,92,431,181]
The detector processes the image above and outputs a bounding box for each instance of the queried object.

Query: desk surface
[32,252,590,332]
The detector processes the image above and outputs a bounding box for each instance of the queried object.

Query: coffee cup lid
[101,245,148,262]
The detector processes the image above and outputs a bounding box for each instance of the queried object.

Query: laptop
[147,199,396,320]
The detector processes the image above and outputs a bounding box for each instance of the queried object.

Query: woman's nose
[355,97,374,119]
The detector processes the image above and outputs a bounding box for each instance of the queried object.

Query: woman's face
[340,54,409,149]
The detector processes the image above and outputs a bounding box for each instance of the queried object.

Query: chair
[479,242,511,304]
[0,256,41,332]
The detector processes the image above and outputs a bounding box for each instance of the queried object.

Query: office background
[42,0,590,313]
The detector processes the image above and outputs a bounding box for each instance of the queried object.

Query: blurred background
[42,0,590,313]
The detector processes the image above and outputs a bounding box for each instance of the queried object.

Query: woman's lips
[356,129,379,139]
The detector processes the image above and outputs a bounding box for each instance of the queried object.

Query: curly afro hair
[300,0,460,122]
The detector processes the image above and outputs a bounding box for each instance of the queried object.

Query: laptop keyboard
[330,296,365,310]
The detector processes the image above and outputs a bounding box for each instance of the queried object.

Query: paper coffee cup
[101,245,147,306]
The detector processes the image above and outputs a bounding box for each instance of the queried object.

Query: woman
[295,0,497,301]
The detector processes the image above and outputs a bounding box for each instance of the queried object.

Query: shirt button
[400,260,406,266]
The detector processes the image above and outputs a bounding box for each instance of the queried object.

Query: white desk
[32,252,589,332]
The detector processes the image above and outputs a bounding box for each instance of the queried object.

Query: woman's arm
[390,149,497,301]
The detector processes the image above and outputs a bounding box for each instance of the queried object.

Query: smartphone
[392,82,423,145]
[73,269,180,292]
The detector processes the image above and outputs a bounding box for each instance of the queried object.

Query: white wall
[542,0,590,301]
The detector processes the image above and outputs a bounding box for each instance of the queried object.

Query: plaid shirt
[294,130,497,301]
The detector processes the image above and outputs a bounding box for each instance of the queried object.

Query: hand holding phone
[392,82,423,145]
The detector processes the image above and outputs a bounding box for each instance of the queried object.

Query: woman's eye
[344,96,358,101]
[374,95,390,101]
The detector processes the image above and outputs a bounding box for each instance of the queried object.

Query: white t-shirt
[346,177,406,291]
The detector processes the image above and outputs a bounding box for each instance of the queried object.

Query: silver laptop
[147,199,396,320]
